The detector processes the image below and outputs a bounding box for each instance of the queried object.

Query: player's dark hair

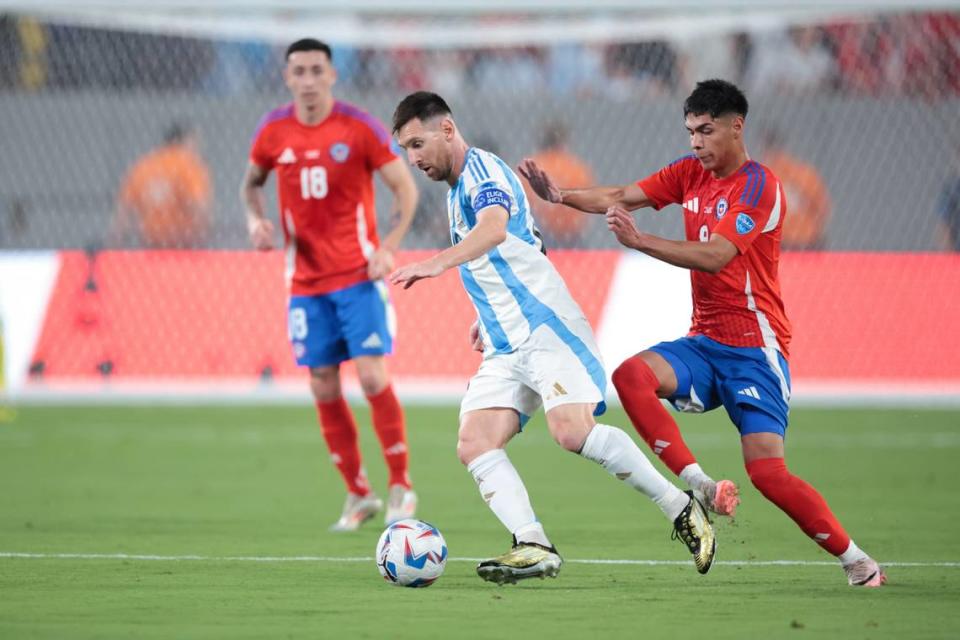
[392,91,453,134]
[683,79,749,120]
[285,38,332,61]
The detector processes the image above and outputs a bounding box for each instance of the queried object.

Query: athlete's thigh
[524,315,607,416]
[647,335,722,414]
[288,294,348,367]
[331,280,396,360]
[708,339,792,436]
[460,351,542,431]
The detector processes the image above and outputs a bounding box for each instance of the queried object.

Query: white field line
[1,552,957,568]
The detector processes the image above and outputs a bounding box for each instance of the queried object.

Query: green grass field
[1,404,958,639]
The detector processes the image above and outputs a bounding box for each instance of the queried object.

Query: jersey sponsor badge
[330,142,350,163]
[736,212,755,234]
[716,197,728,219]
[278,147,297,164]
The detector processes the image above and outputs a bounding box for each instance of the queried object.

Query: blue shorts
[288,280,396,368]
[649,335,792,437]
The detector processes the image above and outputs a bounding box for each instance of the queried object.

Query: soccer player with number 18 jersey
[521,79,885,587]
[240,39,419,532]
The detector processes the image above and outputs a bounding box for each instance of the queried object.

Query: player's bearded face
[397,119,451,182]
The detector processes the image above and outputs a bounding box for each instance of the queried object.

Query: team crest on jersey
[330,142,350,163]
[716,197,729,219]
[736,212,755,234]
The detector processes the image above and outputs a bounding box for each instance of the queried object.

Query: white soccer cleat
[844,557,887,587]
[384,485,418,526]
[329,492,383,532]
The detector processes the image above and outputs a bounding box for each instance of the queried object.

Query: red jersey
[250,101,399,295]
[639,155,792,357]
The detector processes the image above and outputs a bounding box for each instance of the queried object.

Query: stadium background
[2,1,958,404]
[2,2,960,638]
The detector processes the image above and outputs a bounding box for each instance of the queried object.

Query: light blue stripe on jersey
[484,153,538,247]
[488,247,606,413]
[459,264,511,353]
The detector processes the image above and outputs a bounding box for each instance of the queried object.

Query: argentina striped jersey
[448,147,589,354]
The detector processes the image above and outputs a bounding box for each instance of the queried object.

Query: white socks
[680,463,715,494]
[580,424,690,521]
[467,449,552,547]
[838,540,869,566]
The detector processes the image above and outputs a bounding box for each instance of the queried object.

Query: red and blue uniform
[638,155,793,433]
[250,101,399,366]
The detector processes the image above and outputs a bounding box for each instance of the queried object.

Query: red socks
[746,457,851,556]
[367,385,411,489]
[611,355,697,475]
[316,397,370,496]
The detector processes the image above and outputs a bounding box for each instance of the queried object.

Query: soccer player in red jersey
[240,39,419,532]
[520,79,885,587]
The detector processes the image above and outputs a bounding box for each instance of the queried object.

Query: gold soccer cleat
[476,538,563,585]
[672,490,717,574]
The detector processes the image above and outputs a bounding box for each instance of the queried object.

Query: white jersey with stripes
[447,147,588,355]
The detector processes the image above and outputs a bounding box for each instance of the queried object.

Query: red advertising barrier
[26,250,959,390]
[28,250,620,383]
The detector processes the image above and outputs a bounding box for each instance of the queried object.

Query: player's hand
[468,321,484,352]
[518,159,562,204]
[606,206,645,250]
[367,247,395,280]
[248,217,275,251]
[389,259,444,290]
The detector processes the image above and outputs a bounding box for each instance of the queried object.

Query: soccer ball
[375,519,447,588]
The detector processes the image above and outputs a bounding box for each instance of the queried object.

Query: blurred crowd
[0,12,957,98]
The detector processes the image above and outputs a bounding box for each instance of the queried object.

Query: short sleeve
[637,155,695,210]
[360,115,400,172]
[713,168,782,254]
[249,125,274,171]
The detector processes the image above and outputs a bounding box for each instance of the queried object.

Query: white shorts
[460,315,607,426]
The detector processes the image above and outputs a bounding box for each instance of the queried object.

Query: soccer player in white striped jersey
[389,91,716,584]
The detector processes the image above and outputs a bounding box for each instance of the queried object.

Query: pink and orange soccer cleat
[844,557,887,587]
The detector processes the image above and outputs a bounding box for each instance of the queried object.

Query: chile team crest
[716,197,728,219]
[330,142,350,163]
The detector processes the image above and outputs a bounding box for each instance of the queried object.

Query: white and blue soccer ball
[375,519,447,588]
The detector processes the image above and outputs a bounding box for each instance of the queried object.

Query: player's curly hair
[683,79,748,120]
[392,91,453,134]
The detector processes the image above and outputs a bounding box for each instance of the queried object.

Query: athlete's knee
[354,358,388,396]
[745,457,788,493]
[546,406,593,452]
[456,421,495,466]
[456,431,492,466]
[612,355,659,395]
[309,368,342,403]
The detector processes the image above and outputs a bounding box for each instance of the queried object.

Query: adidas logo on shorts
[361,333,383,349]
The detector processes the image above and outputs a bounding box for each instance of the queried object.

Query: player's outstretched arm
[240,162,274,251]
[518,158,653,213]
[389,206,508,289]
[607,206,738,274]
[369,158,419,279]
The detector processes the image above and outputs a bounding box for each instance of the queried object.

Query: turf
[1,404,958,639]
